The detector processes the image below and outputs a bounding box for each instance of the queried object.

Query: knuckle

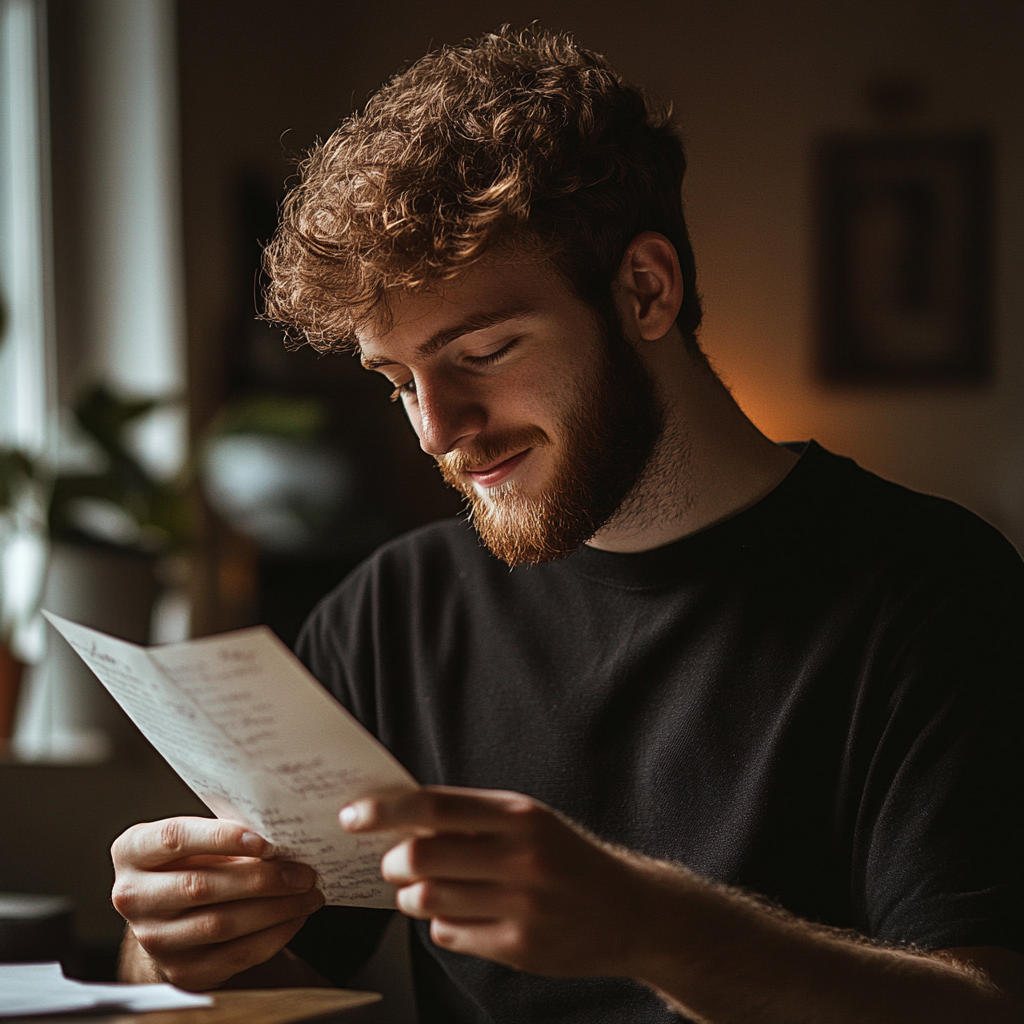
[110,880,139,919]
[109,834,128,864]
[192,910,231,944]
[130,923,163,955]
[110,821,147,865]
[159,819,187,857]
[178,870,211,905]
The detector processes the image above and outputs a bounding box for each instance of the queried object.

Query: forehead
[355,257,584,358]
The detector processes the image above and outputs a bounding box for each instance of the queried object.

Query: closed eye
[389,379,416,402]
[385,335,522,401]
[463,336,523,368]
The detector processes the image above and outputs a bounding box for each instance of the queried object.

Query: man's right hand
[111,816,325,990]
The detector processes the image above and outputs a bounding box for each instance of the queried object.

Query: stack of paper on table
[0,961,212,1016]
[44,612,419,908]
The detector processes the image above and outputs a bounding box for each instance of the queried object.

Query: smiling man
[110,27,1024,1023]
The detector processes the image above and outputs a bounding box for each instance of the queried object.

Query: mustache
[437,426,551,475]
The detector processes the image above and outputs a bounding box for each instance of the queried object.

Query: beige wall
[630,0,1024,552]
[179,0,1024,552]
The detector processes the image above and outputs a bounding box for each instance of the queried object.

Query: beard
[436,314,665,566]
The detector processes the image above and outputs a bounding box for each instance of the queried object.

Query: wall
[178,0,1024,553]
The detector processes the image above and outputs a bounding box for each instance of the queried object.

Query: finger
[395,879,504,921]
[132,889,324,955]
[342,786,541,836]
[382,834,509,885]
[113,857,319,921]
[144,915,311,992]
[428,917,527,965]
[112,817,268,870]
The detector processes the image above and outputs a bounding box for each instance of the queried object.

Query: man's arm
[632,870,1022,1023]
[342,786,1023,1024]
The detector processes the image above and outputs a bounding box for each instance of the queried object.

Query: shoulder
[796,448,1024,709]
[788,442,1022,589]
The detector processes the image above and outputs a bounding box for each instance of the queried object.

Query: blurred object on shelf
[201,393,353,554]
[0,893,77,973]
[203,435,351,553]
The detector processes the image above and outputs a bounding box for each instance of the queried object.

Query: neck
[587,340,798,554]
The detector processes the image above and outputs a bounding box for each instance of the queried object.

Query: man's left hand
[339,785,663,977]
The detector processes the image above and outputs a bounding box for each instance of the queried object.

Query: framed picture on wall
[815,135,992,385]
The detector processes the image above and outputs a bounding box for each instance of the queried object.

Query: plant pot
[15,541,160,762]
[0,642,25,750]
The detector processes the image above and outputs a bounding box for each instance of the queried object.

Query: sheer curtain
[0,0,55,675]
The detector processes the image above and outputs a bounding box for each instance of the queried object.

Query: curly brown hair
[263,25,703,353]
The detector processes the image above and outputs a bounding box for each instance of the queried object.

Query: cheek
[493,372,573,432]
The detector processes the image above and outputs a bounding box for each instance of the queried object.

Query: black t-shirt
[291,442,1024,1023]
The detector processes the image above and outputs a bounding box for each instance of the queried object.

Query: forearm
[117,926,334,989]
[628,860,1017,1024]
[118,928,164,983]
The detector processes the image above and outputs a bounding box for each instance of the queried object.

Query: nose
[411,377,486,457]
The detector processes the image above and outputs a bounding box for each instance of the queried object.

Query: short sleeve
[851,520,1024,952]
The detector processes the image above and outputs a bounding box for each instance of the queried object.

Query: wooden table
[1,988,382,1024]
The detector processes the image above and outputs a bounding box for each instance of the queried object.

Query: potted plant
[7,386,194,762]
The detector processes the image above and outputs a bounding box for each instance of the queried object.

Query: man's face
[357,258,663,565]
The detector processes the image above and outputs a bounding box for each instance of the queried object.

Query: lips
[466,449,532,488]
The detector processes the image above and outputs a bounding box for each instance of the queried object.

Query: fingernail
[281,864,315,890]
[340,804,361,829]
[241,831,266,854]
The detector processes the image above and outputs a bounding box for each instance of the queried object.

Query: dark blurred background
[1,0,1021,984]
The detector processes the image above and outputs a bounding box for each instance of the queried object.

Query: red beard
[436,319,664,566]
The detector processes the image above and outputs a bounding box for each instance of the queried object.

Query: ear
[613,232,684,342]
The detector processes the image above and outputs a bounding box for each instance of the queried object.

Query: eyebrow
[360,305,533,370]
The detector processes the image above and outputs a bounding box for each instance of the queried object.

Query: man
[111,28,1023,1022]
